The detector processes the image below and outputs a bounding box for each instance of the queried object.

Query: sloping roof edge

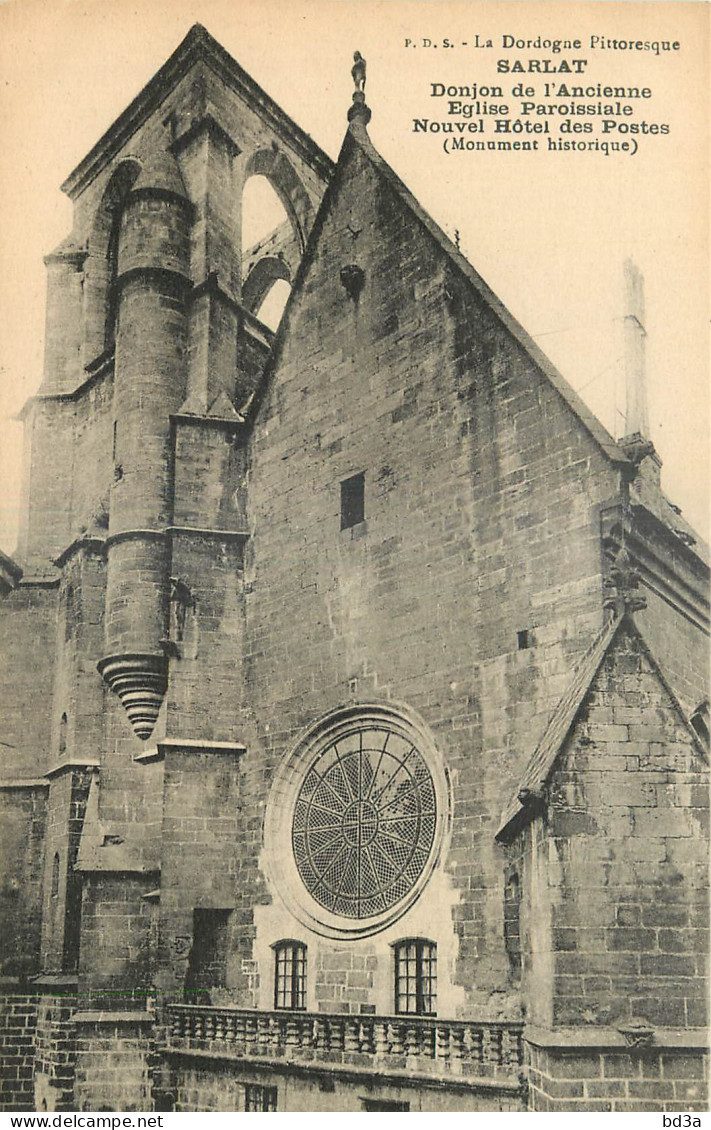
[61,24,335,200]
[496,611,709,844]
[245,117,633,470]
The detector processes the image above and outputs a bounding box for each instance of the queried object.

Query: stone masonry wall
[0,585,57,778]
[171,1057,525,1113]
[0,991,38,1110]
[156,745,241,1001]
[235,132,622,1017]
[33,991,78,1112]
[528,1043,708,1113]
[78,875,157,1012]
[74,1016,156,1112]
[518,619,708,1044]
[0,787,47,975]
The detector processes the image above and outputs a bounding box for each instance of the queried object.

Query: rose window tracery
[292,727,437,918]
[266,706,447,939]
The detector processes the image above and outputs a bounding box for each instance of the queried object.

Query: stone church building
[0,25,708,1113]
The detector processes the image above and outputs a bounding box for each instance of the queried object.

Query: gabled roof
[61,24,334,200]
[248,103,631,471]
[344,117,630,470]
[496,610,709,844]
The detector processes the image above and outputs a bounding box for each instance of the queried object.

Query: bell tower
[26,25,332,741]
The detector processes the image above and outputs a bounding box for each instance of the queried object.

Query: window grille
[273,940,307,1011]
[244,1084,277,1111]
[292,727,437,919]
[394,938,437,1015]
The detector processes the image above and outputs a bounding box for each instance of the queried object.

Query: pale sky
[0,0,708,555]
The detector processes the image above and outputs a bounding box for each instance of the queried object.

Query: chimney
[622,258,649,439]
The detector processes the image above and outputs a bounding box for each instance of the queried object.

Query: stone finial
[603,545,647,617]
[348,51,371,126]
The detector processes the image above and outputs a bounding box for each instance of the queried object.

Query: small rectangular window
[517,629,530,650]
[341,472,365,530]
[245,1084,277,1112]
[362,1100,410,1112]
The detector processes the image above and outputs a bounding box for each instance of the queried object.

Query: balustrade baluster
[472,1024,485,1065]
[388,1020,404,1057]
[344,1016,359,1054]
[501,1027,521,1067]
[360,1018,375,1055]
[298,1014,311,1049]
[283,1015,294,1047]
[404,1021,419,1058]
[482,1026,502,1068]
[449,1023,464,1068]
[374,1019,389,1058]
[421,1020,435,1060]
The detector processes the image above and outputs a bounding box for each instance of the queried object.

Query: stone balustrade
[165,1005,524,1084]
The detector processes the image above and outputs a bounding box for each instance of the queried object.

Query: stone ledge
[163,526,250,541]
[45,760,100,780]
[73,1011,155,1025]
[524,1025,710,1050]
[0,778,50,790]
[135,737,246,765]
[30,974,78,988]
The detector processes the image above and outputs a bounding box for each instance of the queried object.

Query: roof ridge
[61,25,335,200]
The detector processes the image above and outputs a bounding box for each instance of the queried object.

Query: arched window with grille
[393,938,437,1016]
[273,940,307,1011]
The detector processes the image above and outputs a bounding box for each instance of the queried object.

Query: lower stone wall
[0,990,38,1110]
[33,990,78,1111]
[527,1038,709,1112]
[73,1014,157,1112]
[169,1058,526,1113]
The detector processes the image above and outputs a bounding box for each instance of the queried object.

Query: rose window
[291,727,437,919]
[266,705,448,939]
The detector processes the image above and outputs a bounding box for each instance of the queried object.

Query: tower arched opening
[83,159,141,362]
